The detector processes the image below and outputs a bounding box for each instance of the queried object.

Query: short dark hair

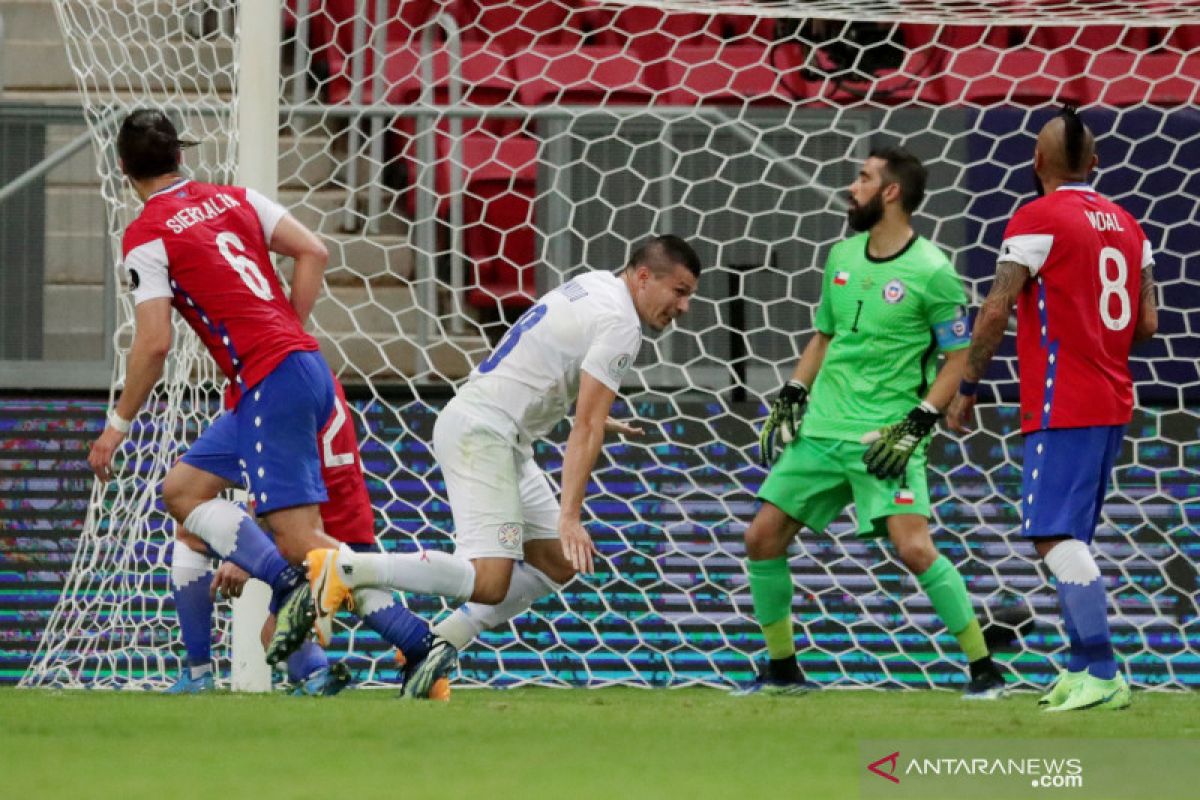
[868,145,927,215]
[117,109,196,181]
[625,234,701,278]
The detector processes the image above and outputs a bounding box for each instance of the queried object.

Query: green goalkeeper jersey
[801,232,971,442]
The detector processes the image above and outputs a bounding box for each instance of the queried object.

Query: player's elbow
[297,239,329,271]
[977,297,1011,332]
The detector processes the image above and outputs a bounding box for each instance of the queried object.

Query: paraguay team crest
[498,522,522,550]
[883,279,906,304]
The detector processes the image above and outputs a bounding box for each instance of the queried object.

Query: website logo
[868,751,901,784]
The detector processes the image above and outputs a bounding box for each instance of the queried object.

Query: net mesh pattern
[23,0,1200,691]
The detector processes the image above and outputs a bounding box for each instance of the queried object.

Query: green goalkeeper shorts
[757,435,930,538]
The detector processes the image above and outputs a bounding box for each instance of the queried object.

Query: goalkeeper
[738,146,1006,699]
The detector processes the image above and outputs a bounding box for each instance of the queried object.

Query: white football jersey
[456,270,642,440]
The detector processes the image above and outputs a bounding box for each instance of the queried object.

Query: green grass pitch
[3,687,1198,799]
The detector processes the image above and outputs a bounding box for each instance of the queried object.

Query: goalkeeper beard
[847,190,884,232]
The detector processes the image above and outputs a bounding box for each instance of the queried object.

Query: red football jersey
[999,185,1153,433]
[122,180,319,408]
[318,379,376,545]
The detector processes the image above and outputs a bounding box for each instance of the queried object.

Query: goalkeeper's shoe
[962,665,1007,701]
[266,583,316,667]
[402,637,458,700]
[165,671,214,694]
[731,663,813,697]
[292,661,353,697]
[1044,673,1131,712]
[307,548,354,647]
[1037,670,1086,708]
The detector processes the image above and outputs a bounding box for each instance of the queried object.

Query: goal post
[23,0,1200,693]
[230,0,281,694]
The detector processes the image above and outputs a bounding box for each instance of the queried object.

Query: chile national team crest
[883,279,906,304]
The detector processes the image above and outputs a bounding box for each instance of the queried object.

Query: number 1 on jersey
[851,300,864,333]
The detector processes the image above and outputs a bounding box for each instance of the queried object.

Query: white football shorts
[432,396,560,560]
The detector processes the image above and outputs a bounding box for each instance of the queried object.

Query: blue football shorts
[1020,424,1126,544]
[182,350,336,516]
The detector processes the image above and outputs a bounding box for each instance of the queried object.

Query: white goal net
[23,0,1200,692]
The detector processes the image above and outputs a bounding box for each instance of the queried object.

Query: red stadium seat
[585,5,727,52]
[710,13,776,44]
[453,136,541,311]
[939,25,1014,49]
[513,44,661,105]
[319,0,439,97]
[328,40,516,105]
[765,39,943,107]
[457,0,586,50]
[359,42,517,216]
[1031,25,1153,53]
[663,43,788,105]
[1084,52,1200,107]
[934,48,1088,105]
[1164,24,1200,51]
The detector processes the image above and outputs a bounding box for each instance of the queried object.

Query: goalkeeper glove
[860,401,941,479]
[759,381,809,466]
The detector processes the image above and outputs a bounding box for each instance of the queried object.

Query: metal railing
[0,104,116,389]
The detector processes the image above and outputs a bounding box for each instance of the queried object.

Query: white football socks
[170,539,213,590]
[433,562,561,649]
[338,548,476,602]
[181,498,246,560]
[1044,539,1101,585]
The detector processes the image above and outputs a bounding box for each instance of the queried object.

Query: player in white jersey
[271,235,701,697]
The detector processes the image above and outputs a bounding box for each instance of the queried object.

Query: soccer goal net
[23,0,1199,692]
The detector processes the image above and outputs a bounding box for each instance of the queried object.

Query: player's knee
[896,540,937,574]
[470,573,511,606]
[744,511,793,560]
[471,585,508,606]
[273,535,308,566]
[162,472,194,523]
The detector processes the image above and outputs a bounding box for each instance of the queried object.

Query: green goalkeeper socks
[747,557,795,659]
[917,555,989,663]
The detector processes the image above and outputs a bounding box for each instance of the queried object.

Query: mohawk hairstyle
[1059,104,1088,176]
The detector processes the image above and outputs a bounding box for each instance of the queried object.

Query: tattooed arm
[946,261,1029,433]
[964,261,1028,382]
[1133,265,1158,343]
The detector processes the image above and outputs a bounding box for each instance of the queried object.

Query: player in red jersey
[948,107,1158,712]
[86,109,433,693]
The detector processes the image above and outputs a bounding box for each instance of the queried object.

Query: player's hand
[604,417,645,437]
[946,393,978,434]
[559,518,598,575]
[759,381,808,466]
[210,562,250,601]
[87,426,127,482]
[860,403,941,479]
